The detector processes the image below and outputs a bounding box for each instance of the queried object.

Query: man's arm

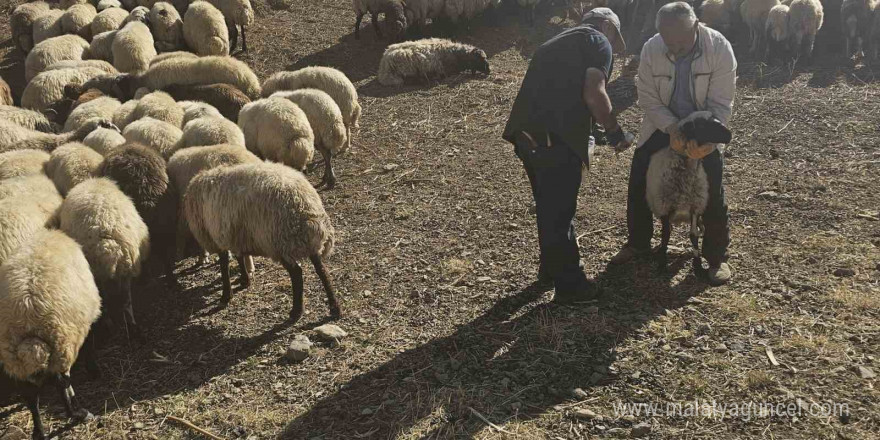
[636,41,679,134]
[704,37,737,125]
[583,67,619,132]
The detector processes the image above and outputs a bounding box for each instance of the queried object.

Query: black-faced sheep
[0,228,101,440]
[841,0,878,57]
[183,1,230,56]
[183,161,340,322]
[12,1,52,53]
[21,66,112,113]
[59,177,151,340]
[63,96,122,132]
[765,4,791,59]
[377,38,490,86]
[238,97,315,171]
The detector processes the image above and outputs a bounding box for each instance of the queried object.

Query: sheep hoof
[289,308,303,323]
[329,305,342,319]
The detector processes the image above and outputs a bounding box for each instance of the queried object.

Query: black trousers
[516,137,589,295]
[626,130,730,266]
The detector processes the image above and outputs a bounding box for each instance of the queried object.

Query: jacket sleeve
[705,36,737,126]
[636,40,680,133]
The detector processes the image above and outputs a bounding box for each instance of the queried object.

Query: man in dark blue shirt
[503,9,633,304]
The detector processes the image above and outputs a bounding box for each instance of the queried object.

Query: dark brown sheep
[161,83,250,122]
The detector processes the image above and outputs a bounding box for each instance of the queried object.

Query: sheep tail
[15,336,52,378]
[315,217,336,260]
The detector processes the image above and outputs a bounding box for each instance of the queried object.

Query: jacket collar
[663,24,705,64]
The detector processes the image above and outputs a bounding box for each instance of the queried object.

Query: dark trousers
[516,138,589,295]
[626,130,730,266]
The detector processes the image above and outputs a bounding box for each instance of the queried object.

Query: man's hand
[606,124,634,153]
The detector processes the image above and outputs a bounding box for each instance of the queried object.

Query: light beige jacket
[635,24,737,147]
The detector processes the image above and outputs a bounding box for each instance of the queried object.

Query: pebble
[830,366,847,374]
[833,268,856,277]
[858,366,876,379]
[758,190,779,199]
[285,335,313,362]
[621,414,636,423]
[314,324,348,341]
[631,422,652,438]
[714,343,728,353]
[133,422,145,430]
[382,163,399,172]
[476,276,492,282]
[571,388,589,400]
[606,427,627,436]
[574,408,599,420]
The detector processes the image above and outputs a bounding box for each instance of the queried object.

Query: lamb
[765,4,791,58]
[0,190,63,267]
[59,177,150,340]
[0,106,59,133]
[0,149,51,180]
[353,0,407,41]
[12,1,52,53]
[181,116,246,149]
[61,3,98,40]
[21,65,111,113]
[271,89,347,188]
[32,9,65,46]
[0,78,11,106]
[123,117,184,158]
[179,100,223,123]
[99,143,178,278]
[741,0,781,54]
[91,7,129,35]
[150,2,185,52]
[787,0,824,62]
[63,96,122,132]
[0,119,119,154]
[25,34,90,82]
[377,38,490,86]
[83,126,128,155]
[113,21,157,74]
[646,112,731,271]
[262,67,361,151]
[161,83,251,121]
[183,161,340,322]
[0,228,101,440]
[205,0,255,51]
[841,0,878,57]
[45,143,104,195]
[238,98,315,171]
[183,1,230,56]
[699,0,734,34]
[89,30,117,62]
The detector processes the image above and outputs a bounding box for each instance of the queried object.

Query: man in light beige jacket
[611,2,737,285]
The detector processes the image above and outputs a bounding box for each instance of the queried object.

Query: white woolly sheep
[179,100,223,123]
[184,1,230,56]
[0,119,119,154]
[377,38,490,86]
[89,30,117,62]
[32,9,64,47]
[181,116,246,149]
[122,6,151,26]
[123,117,184,158]
[45,59,118,75]
[60,177,150,340]
[765,4,791,58]
[353,0,407,41]
[262,67,361,151]
[142,55,262,98]
[83,126,127,155]
[841,0,878,57]
[129,90,184,127]
[0,228,100,440]
[98,0,124,10]
[0,189,63,268]
[45,143,104,195]
[183,161,340,322]
[91,7,129,35]
[150,2,185,52]
[271,89,347,188]
[21,66,111,113]
[112,98,139,128]
[238,98,315,171]
[0,174,60,202]
[150,50,199,66]
[25,35,90,82]
[12,1,52,53]
[700,0,734,34]
[60,0,90,8]
[0,149,50,180]
[112,21,157,74]
[0,106,59,133]
[61,3,97,40]
[741,0,781,54]
[787,0,824,62]
[403,0,445,32]
[63,96,122,132]
[206,0,255,51]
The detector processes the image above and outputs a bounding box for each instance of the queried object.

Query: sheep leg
[241,26,248,52]
[281,260,305,322]
[120,278,144,342]
[24,384,45,440]
[228,20,238,52]
[657,216,671,271]
[372,12,383,38]
[690,215,702,270]
[354,13,364,39]
[219,251,233,305]
[320,148,336,189]
[235,253,252,288]
[82,330,101,379]
[310,255,341,319]
[54,374,92,421]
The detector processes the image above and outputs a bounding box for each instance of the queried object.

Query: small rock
[153,407,165,415]
[362,290,372,297]
[606,427,627,436]
[729,342,745,352]
[232,378,245,387]
[833,268,856,277]
[830,366,847,374]
[630,371,641,380]
[661,344,672,351]
[758,190,779,199]
[574,408,599,420]
[769,149,780,159]
[314,324,348,341]
[285,335,312,362]
[621,414,636,423]
[133,422,145,430]
[476,276,491,282]
[507,222,519,230]
[714,343,728,353]
[630,422,652,438]
[361,407,374,415]
[0,426,28,440]
[857,366,876,379]
[585,305,599,315]
[571,388,589,400]
[696,323,712,335]
[382,163,399,172]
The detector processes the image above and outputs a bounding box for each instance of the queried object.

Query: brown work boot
[610,245,650,265]
[708,262,733,286]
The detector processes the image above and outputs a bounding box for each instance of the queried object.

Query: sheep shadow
[279,261,709,438]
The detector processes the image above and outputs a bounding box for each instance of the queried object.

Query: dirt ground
[1,0,879,439]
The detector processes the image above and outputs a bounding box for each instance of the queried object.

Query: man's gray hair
[656,1,698,30]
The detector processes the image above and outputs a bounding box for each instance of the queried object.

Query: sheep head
[465,48,490,75]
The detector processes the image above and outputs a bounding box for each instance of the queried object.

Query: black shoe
[552,280,598,305]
